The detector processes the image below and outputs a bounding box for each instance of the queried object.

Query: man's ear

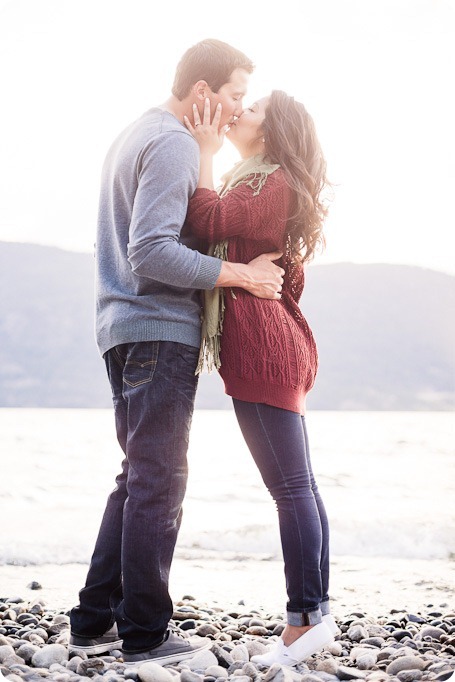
[193,80,209,101]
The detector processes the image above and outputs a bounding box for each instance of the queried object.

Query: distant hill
[0,242,454,410]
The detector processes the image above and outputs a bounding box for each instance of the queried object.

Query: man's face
[209,68,250,128]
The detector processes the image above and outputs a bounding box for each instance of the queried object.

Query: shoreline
[1,554,453,617]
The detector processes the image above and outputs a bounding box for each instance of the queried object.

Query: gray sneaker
[69,624,123,655]
[123,630,211,666]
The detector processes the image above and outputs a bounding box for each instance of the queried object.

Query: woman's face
[227,96,269,157]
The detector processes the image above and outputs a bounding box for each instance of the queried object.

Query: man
[69,39,284,666]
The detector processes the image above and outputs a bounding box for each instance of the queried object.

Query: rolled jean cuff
[287,608,322,626]
[320,599,331,616]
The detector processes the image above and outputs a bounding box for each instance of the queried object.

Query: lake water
[0,409,453,566]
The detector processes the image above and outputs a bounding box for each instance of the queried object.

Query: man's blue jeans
[70,341,199,652]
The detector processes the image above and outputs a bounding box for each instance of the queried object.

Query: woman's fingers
[192,103,202,127]
[212,102,222,129]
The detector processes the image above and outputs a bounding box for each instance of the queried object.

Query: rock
[0,636,10,646]
[187,650,218,671]
[26,582,43,591]
[15,643,39,664]
[326,642,343,656]
[356,654,377,670]
[263,663,294,682]
[66,655,83,672]
[316,659,339,675]
[365,625,390,638]
[230,645,249,663]
[0,645,15,663]
[180,671,203,682]
[407,614,426,624]
[337,666,367,680]
[204,665,228,678]
[347,625,369,642]
[302,675,329,682]
[244,640,269,657]
[272,624,285,637]
[211,644,234,668]
[31,643,69,668]
[246,627,269,636]
[196,624,219,637]
[386,656,426,676]
[397,671,423,682]
[76,658,106,676]
[420,626,446,640]
[5,675,23,682]
[361,637,385,648]
[229,677,250,682]
[180,620,197,631]
[137,662,174,682]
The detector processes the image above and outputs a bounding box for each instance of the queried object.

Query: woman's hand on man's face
[184,98,228,155]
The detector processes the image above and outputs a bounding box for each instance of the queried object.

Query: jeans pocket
[122,342,160,388]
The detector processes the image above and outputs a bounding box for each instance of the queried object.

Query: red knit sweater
[186,169,318,414]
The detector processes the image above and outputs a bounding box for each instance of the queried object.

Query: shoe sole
[69,639,123,656]
[123,640,211,667]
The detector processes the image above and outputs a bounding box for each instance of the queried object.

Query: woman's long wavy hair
[261,91,330,263]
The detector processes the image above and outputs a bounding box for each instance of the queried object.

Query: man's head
[172,39,254,127]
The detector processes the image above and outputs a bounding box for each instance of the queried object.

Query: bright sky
[1,0,454,274]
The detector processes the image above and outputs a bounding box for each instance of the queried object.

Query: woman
[184,92,338,667]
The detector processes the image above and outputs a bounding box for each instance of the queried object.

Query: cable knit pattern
[186,170,318,414]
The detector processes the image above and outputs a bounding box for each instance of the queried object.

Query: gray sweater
[95,108,222,356]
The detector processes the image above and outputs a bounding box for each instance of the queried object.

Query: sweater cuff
[192,254,222,290]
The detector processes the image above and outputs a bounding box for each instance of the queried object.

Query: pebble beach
[1,555,454,682]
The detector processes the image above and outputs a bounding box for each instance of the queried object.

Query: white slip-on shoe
[323,613,341,637]
[252,621,334,668]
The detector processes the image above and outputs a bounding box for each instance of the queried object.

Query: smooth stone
[180,620,197,632]
[187,650,218,671]
[224,631,242,641]
[204,665,228,678]
[2,655,25,667]
[0,636,10,646]
[386,656,426,676]
[244,640,269,657]
[337,666,367,680]
[230,645,249,663]
[196,625,219,637]
[229,677,250,682]
[66,656,83,673]
[0,645,15,663]
[407,615,426,624]
[125,671,140,681]
[246,627,269,636]
[397,671,423,682]
[326,642,343,656]
[5,675,23,682]
[356,654,377,670]
[302,675,327,682]
[263,663,294,682]
[31,644,69,668]
[347,626,369,642]
[249,620,265,627]
[316,659,339,675]
[16,644,39,664]
[365,625,390,638]
[26,582,43,591]
[420,626,446,640]
[137,662,173,682]
[361,637,385,648]
[350,647,378,662]
[272,624,285,637]
[76,658,105,676]
[211,645,233,668]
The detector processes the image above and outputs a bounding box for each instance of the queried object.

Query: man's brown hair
[172,39,254,100]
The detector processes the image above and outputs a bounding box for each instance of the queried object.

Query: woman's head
[228,91,330,262]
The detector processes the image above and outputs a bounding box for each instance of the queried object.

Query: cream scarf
[195,154,280,375]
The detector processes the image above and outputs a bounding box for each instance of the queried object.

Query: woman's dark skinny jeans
[233,399,330,625]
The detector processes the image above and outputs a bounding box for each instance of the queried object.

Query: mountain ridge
[1,242,453,410]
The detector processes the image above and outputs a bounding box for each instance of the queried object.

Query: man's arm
[127,130,283,298]
[217,254,284,300]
